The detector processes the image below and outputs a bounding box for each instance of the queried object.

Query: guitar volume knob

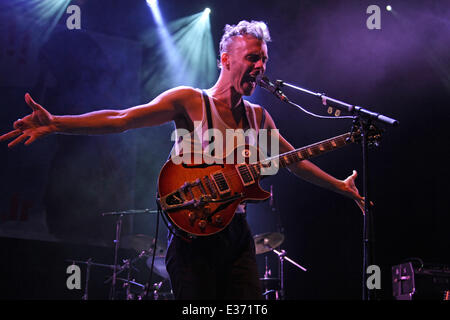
[213,214,223,226]
[197,220,207,230]
[188,212,196,223]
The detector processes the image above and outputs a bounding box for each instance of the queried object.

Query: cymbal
[121,234,167,256]
[65,259,119,269]
[253,232,284,255]
[147,256,169,279]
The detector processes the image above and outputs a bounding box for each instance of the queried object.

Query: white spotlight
[386,5,392,11]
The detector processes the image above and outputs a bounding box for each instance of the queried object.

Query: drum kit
[253,231,307,300]
[67,232,172,300]
[67,193,307,300]
[67,209,173,300]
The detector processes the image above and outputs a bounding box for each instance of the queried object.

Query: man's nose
[254,59,265,71]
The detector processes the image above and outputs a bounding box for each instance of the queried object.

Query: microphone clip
[257,75,289,103]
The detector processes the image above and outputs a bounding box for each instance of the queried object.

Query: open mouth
[243,74,258,87]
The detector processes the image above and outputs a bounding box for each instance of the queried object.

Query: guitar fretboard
[251,132,352,173]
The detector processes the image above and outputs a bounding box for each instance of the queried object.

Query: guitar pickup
[211,171,231,196]
[236,164,255,187]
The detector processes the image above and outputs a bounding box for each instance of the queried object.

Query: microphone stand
[260,78,399,300]
[83,258,92,300]
[111,214,123,300]
[270,185,286,299]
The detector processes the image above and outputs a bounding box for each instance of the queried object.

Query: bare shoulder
[244,100,264,115]
[244,100,274,128]
[157,86,201,104]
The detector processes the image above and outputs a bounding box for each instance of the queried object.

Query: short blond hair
[218,20,271,68]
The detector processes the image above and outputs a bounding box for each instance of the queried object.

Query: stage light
[146,0,158,7]
[0,0,71,52]
[169,11,217,87]
[147,0,163,26]
[201,8,211,21]
[386,5,392,11]
[140,10,218,95]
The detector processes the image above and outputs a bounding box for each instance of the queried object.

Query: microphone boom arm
[275,80,399,127]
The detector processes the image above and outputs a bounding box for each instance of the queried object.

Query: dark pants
[165,214,263,300]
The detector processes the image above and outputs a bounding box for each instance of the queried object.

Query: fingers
[24,93,44,112]
[13,118,25,130]
[25,93,37,109]
[2,130,39,148]
[24,135,37,146]
[7,133,28,148]
[354,198,376,215]
[0,129,21,142]
[354,199,365,215]
[354,187,364,201]
[349,170,358,182]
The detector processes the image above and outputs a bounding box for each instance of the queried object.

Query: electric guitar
[157,128,380,237]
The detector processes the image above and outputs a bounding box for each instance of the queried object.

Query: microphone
[257,75,289,102]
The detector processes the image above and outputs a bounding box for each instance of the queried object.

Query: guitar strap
[260,106,266,130]
[202,90,215,156]
[199,90,268,217]
[202,90,214,131]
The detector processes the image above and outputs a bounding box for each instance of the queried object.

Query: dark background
[0,0,448,300]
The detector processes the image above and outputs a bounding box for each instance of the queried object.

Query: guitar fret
[284,155,291,165]
[318,143,325,152]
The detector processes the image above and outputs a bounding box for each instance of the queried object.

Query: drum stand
[101,209,158,300]
[262,245,307,300]
[274,248,307,299]
[261,186,307,300]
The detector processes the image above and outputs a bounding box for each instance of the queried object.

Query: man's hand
[0,93,55,148]
[341,170,373,214]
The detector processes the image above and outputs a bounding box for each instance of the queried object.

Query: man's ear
[221,52,230,70]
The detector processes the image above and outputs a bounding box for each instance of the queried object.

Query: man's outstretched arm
[0,86,194,148]
[263,108,366,212]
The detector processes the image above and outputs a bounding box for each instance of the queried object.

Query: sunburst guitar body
[157,145,270,237]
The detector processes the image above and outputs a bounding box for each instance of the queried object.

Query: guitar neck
[256,132,353,171]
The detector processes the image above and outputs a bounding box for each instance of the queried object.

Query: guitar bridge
[159,178,211,212]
